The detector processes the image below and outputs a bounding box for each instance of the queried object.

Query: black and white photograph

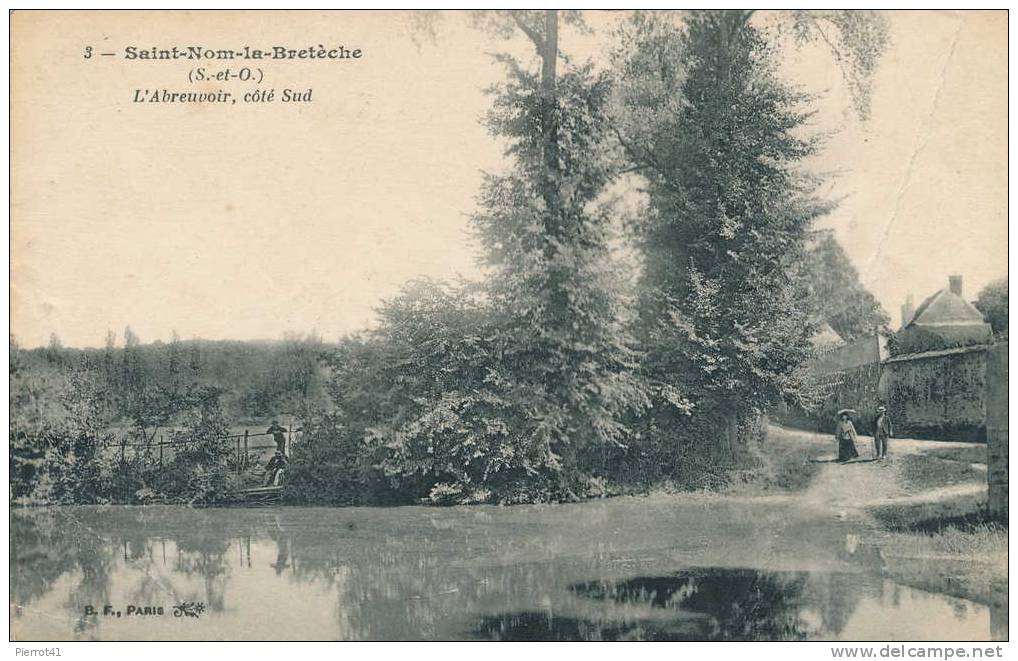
[8,8,1009,646]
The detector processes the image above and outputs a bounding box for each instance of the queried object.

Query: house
[880,276,994,440]
[893,275,992,355]
[788,275,1000,441]
[810,322,845,352]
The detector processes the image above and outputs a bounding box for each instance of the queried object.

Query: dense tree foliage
[10,337,108,504]
[974,278,1008,338]
[287,12,654,504]
[802,230,890,341]
[614,11,833,451]
[464,14,649,497]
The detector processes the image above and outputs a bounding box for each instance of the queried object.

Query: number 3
[84,46,92,59]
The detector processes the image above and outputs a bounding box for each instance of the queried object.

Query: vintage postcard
[8,9,1008,645]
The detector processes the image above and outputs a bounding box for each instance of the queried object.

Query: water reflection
[564,569,857,641]
[9,505,1002,641]
[475,612,652,641]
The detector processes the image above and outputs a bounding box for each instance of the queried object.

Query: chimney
[900,293,915,329]
[949,275,963,297]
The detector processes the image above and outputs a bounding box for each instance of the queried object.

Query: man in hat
[873,405,893,460]
[267,420,287,455]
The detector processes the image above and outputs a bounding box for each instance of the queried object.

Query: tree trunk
[540,10,560,240]
[541,10,557,91]
[726,412,737,460]
[537,9,569,338]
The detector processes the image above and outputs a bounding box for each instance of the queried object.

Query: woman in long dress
[835,412,859,462]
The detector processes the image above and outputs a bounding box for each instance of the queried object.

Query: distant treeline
[10,332,331,506]
[14,333,330,423]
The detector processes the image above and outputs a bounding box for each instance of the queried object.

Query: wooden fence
[99,425,299,473]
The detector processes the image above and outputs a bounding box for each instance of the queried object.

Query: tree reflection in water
[11,509,116,638]
[9,507,1000,641]
[11,508,234,628]
[171,531,231,613]
[474,569,866,641]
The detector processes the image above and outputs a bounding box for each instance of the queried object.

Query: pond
[9,498,1002,641]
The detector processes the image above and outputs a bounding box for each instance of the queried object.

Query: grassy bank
[871,497,1006,610]
[898,452,987,495]
[617,425,825,499]
[723,425,828,495]
[756,426,1006,610]
[866,444,1006,610]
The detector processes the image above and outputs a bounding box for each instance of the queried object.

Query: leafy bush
[341,280,574,504]
[11,341,243,506]
[142,401,241,505]
[611,402,766,492]
[283,414,398,506]
[10,350,110,505]
[287,273,647,506]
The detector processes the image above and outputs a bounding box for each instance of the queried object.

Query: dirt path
[771,425,987,515]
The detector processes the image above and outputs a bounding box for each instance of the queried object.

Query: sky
[10,10,1008,348]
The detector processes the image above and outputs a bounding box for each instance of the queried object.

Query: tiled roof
[909,288,986,327]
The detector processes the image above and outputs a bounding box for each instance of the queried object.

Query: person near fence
[265,451,287,486]
[873,405,893,460]
[267,420,287,455]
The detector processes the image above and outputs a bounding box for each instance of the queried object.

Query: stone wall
[783,340,999,444]
[880,345,988,441]
[985,342,1008,519]
[812,334,887,373]
[774,362,882,435]
[821,363,883,435]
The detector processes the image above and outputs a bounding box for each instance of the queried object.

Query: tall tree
[166,329,183,395]
[613,11,851,446]
[367,12,648,501]
[473,11,649,490]
[45,333,63,365]
[120,325,144,391]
